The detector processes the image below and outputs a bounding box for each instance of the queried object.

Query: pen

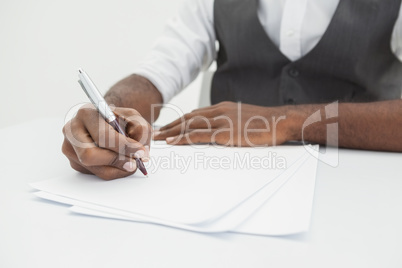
[77,68,148,176]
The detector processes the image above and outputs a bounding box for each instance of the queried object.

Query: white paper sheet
[31,143,319,235]
[34,148,315,233]
[31,143,307,225]
[66,147,319,235]
[233,149,319,235]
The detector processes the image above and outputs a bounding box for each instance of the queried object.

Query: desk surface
[1,118,401,268]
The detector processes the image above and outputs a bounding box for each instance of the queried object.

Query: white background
[0,0,203,129]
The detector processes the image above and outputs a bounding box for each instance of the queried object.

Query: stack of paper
[31,142,319,236]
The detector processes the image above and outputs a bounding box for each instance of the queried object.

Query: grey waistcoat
[211,0,402,106]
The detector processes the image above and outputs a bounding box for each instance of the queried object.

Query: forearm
[286,99,402,152]
[104,74,163,123]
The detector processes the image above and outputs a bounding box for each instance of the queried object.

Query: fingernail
[166,137,175,143]
[134,150,145,158]
[123,161,136,172]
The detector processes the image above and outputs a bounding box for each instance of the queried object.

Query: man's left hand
[153,101,293,147]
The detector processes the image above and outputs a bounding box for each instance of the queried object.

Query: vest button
[288,68,299,77]
[287,98,295,104]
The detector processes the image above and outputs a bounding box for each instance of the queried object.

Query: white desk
[1,118,401,268]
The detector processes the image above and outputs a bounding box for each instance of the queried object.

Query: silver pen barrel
[78,68,116,122]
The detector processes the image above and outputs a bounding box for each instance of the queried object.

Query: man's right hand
[62,104,152,180]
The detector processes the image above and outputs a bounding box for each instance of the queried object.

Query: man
[62,0,402,180]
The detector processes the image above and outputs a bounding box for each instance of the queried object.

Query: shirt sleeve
[133,0,216,103]
[392,4,402,62]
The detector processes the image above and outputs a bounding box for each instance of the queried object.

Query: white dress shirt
[134,0,402,103]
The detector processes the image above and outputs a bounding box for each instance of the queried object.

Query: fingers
[154,114,233,142]
[158,102,235,136]
[190,101,234,113]
[114,107,152,158]
[124,115,152,158]
[85,119,146,158]
[62,134,138,172]
[165,130,215,145]
[71,158,137,180]
[64,122,139,170]
[62,139,92,174]
[62,137,138,180]
[88,166,137,181]
[163,128,234,145]
[153,123,185,141]
[164,130,272,147]
[73,106,148,159]
[61,104,153,180]
[159,109,219,131]
[154,116,216,140]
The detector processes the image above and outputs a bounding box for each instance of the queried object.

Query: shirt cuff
[133,66,179,104]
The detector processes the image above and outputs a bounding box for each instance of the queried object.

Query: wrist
[282,106,302,141]
[105,91,123,107]
[282,104,323,142]
[259,105,303,144]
